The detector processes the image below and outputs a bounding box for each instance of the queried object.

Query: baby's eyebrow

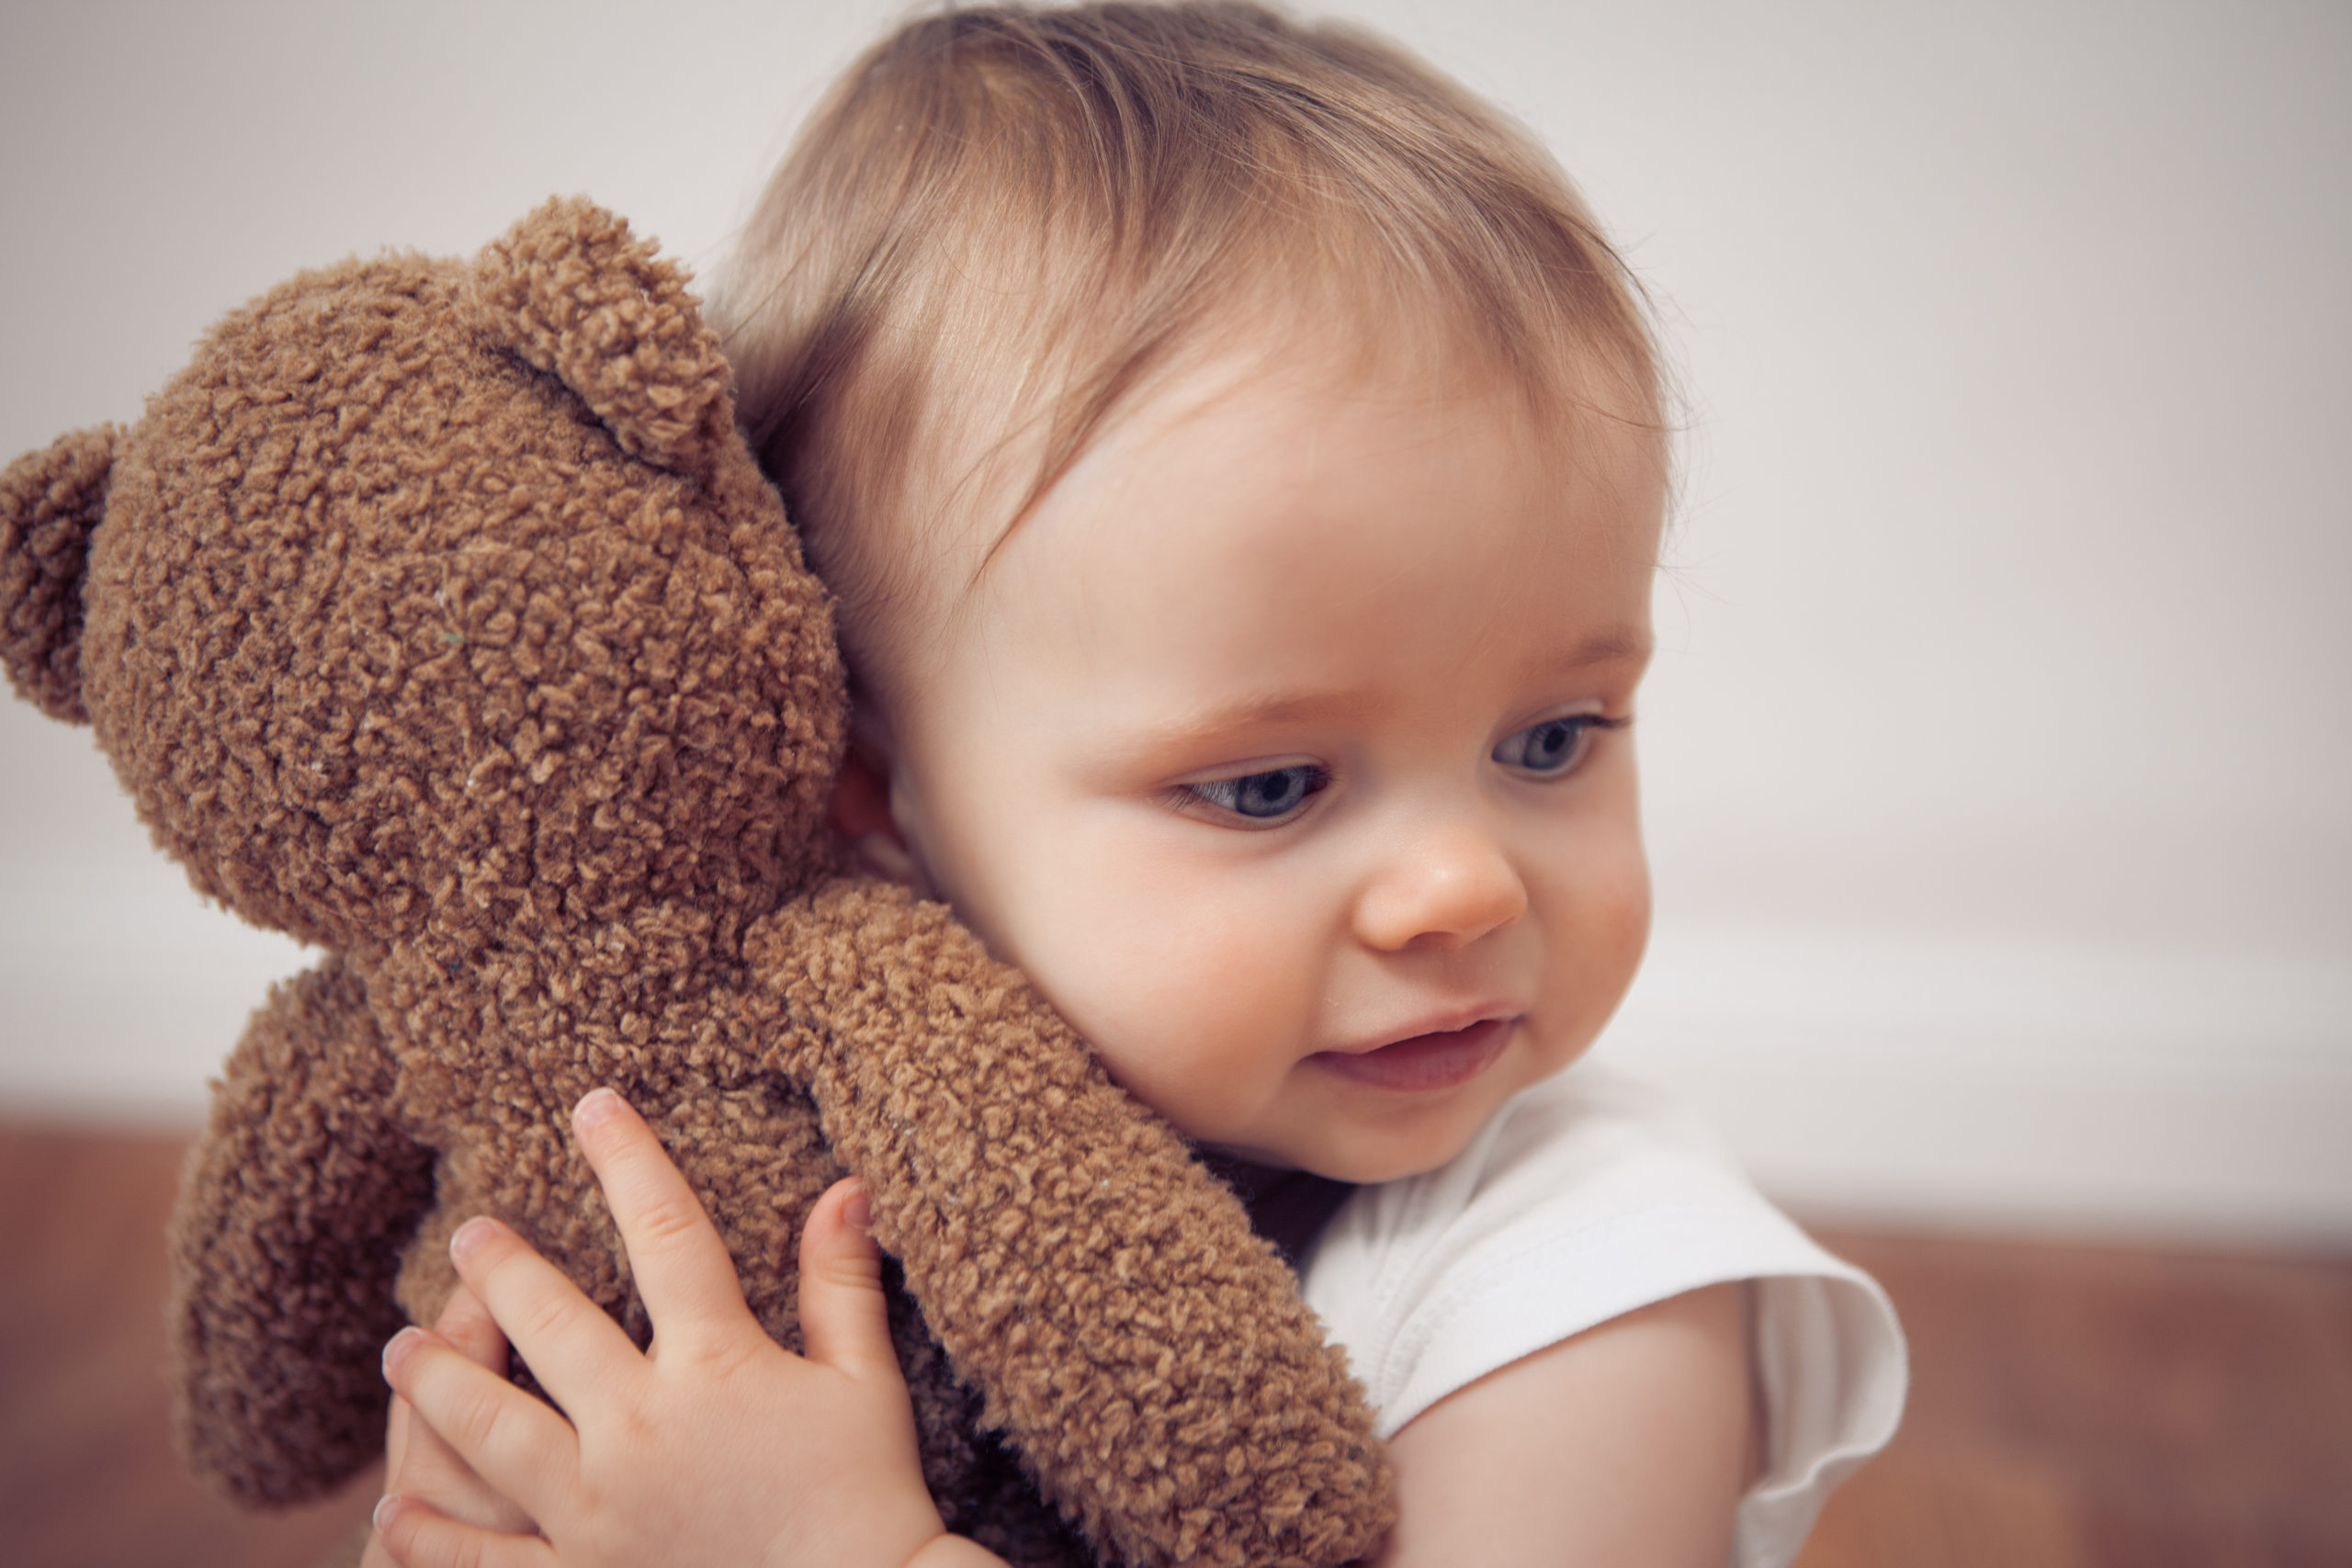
[1540,626,1655,671]
[1109,626,1653,754]
[1129,688,1387,750]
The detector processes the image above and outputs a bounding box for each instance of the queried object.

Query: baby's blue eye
[1492,716,1608,775]
[1187,764,1329,821]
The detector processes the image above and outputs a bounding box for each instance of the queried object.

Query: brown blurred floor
[0,1122,379,1568]
[1794,1228,2352,1568]
[3,1120,2347,1568]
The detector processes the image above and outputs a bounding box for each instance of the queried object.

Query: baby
[366,5,1902,1565]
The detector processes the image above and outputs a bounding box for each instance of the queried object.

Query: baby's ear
[1,424,117,725]
[827,744,933,895]
[465,197,735,477]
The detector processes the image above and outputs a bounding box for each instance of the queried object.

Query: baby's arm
[1373,1285,1753,1567]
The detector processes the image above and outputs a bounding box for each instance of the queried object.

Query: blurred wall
[3,0,2346,1240]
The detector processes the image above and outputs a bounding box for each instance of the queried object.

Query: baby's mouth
[1307,1018,1513,1092]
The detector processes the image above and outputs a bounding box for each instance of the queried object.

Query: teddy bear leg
[168,954,435,1508]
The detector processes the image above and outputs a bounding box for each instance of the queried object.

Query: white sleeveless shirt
[1299,1064,1906,1568]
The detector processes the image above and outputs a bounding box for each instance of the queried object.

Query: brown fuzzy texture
[0,197,1392,1566]
[0,423,115,723]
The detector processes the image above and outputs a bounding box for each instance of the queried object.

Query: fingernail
[373,1494,402,1534]
[450,1216,497,1262]
[382,1326,424,1378]
[573,1086,622,1128]
[842,1179,872,1233]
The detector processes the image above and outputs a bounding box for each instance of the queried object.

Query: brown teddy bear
[0,197,1392,1568]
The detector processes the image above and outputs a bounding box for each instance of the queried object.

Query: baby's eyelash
[1170,714,1632,823]
[1185,766,1336,827]
[1491,713,1630,775]
[1179,763,1330,824]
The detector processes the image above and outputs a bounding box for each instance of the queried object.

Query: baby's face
[868,348,1660,1183]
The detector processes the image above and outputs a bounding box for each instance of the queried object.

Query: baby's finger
[372,1495,552,1568]
[381,1391,538,1537]
[571,1087,757,1349]
[383,1289,537,1536]
[434,1282,511,1374]
[380,1286,503,1486]
[446,1214,642,1417]
[797,1178,905,1385]
[383,1325,578,1522]
[381,1382,413,1492]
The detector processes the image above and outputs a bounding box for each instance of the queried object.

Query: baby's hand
[360,1283,537,1568]
[372,1088,1004,1568]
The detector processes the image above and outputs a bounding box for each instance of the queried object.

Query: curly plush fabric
[762,884,1392,1568]
[0,423,113,723]
[0,197,1392,1567]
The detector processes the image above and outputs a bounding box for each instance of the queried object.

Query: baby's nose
[1351,822,1528,952]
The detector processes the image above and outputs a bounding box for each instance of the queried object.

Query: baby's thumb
[796,1178,901,1383]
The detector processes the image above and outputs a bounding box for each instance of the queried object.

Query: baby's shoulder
[1299,1065,1908,1566]
[1300,1064,1897,1436]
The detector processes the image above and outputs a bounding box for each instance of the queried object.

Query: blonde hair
[712,0,1658,694]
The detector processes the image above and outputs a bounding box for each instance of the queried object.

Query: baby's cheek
[1594,838,1652,962]
[1047,890,1317,1134]
[1553,818,1652,1000]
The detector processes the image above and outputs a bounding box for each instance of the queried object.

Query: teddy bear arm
[167,953,435,1508]
[756,883,1397,1568]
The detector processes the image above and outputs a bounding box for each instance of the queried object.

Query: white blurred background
[3,0,2345,1243]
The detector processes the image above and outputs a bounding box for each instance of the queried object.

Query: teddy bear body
[0,202,1392,1568]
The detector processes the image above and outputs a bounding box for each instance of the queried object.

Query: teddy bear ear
[465,197,736,477]
[1,424,117,725]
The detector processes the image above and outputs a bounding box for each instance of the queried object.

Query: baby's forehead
[943,295,1635,516]
[853,306,1660,719]
[937,344,1639,599]
[861,371,1657,809]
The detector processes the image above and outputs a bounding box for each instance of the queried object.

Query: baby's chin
[1209,1043,1585,1184]
[1197,1127,1483,1187]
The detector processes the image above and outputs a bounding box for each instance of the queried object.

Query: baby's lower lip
[1308,1018,1513,1092]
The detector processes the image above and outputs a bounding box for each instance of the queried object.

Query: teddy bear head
[2,199,844,960]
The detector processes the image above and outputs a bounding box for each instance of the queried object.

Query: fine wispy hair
[712,0,1660,694]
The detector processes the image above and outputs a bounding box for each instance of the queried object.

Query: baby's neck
[1195,1151,1357,1272]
